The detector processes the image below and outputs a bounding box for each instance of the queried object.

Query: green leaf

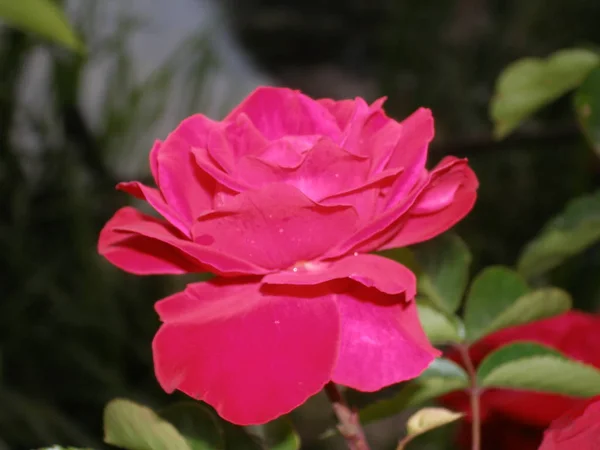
[417,300,464,345]
[160,402,225,450]
[261,418,300,450]
[104,398,191,450]
[575,66,600,158]
[477,288,571,339]
[0,0,84,51]
[414,234,472,313]
[397,407,464,450]
[222,423,266,450]
[377,247,420,274]
[463,266,529,341]
[359,358,468,424]
[478,342,600,397]
[517,190,600,278]
[491,48,600,139]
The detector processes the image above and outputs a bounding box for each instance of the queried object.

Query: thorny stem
[456,344,481,450]
[324,382,371,450]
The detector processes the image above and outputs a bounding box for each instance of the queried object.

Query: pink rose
[442,311,600,450]
[98,87,477,424]
[538,396,600,450]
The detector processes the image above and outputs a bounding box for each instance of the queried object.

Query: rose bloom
[98,87,477,424]
[441,311,600,450]
[538,396,600,450]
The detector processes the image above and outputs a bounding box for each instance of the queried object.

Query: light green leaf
[359,359,468,424]
[414,234,471,313]
[160,402,225,450]
[417,300,464,345]
[260,417,300,450]
[575,66,600,157]
[397,407,464,450]
[517,190,600,278]
[104,399,191,450]
[478,288,571,339]
[491,48,600,139]
[463,266,529,341]
[0,0,83,51]
[478,342,600,397]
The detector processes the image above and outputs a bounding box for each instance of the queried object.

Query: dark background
[1,0,600,448]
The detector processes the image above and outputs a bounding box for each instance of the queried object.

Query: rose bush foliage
[442,311,600,450]
[98,87,477,424]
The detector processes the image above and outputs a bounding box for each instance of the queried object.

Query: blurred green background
[1,0,600,449]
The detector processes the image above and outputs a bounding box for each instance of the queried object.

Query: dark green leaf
[0,0,83,51]
[478,342,600,396]
[575,66,600,157]
[417,300,464,345]
[376,247,420,274]
[104,399,190,450]
[414,234,472,313]
[359,359,468,424]
[222,423,266,450]
[160,402,225,450]
[517,190,600,278]
[490,48,599,139]
[259,418,300,450]
[463,266,529,341]
[477,288,571,339]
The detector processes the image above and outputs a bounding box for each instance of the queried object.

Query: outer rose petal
[149,139,162,185]
[117,181,191,237]
[153,279,340,425]
[157,114,220,226]
[332,284,440,391]
[263,253,416,297]
[225,86,342,140]
[99,207,268,275]
[381,157,478,249]
[538,397,600,450]
[191,183,359,271]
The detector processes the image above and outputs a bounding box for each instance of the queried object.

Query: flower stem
[457,344,481,450]
[324,382,371,450]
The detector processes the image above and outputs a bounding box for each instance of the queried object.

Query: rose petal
[319,166,402,221]
[192,147,252,193]
[325,172,429,256]
[263,253,416,297]
[99,207,268,275]
[381,158,478,249]
[225,86,342,141]
[98,207,200,274]
[235,139,370,202]
[157,114,220,226]
[207,113,269,173]
[539,397,600,450]
[191,183,359,271]
[317,98,356,130]
[117,182,191,237]
[149,139,162,185]
[331,284,440,391]
[153,279,340,425]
